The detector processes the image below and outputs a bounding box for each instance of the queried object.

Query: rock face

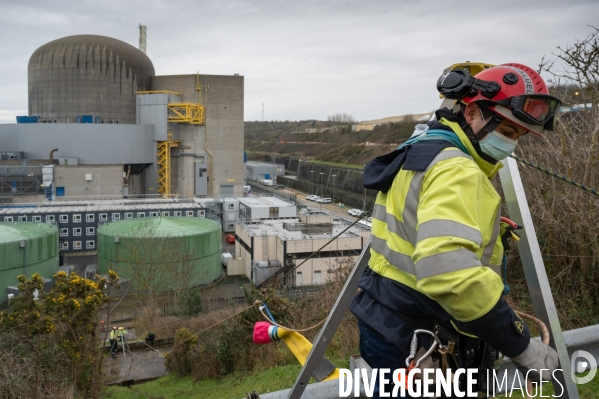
[28,34,155,124]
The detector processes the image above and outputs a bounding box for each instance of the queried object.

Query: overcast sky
[0,0,597,123]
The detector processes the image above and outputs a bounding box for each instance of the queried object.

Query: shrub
[176,288,203,316]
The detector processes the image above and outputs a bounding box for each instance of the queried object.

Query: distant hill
[244,118,420,165]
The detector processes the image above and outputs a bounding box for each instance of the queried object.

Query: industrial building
[0,32,244,202]
[245,161,285,183]
[0,197,209,257]
[232,208,370,287]
[238,196,296,220]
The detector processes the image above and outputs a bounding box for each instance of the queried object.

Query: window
[174,211,182,217]
[227,223,235,230]
[199,210,205,218]
[86,240,95,249]
[73,241,82,250]
[73,228,82,236]
[112,213,121,221]
[137,212,145,218]
[60,228,68,237]
[86,214,95,222]
[61,242,69,250]
[33,216,42,222]
[228,203,235,210]
[99,213,108,222]
[73,214,82,223]
[4,216,13,222]
[186,210,194,217]
[125,212,133,219]
[18,216,27,222]
[86,227,95,236]
[59,215,68,223]
[162,211,169,217]
[46,215,55,223]
[149,211,158,217]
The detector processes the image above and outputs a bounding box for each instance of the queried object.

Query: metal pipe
[48,148,59,164]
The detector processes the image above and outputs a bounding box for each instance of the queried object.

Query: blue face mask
[479,130,517,161]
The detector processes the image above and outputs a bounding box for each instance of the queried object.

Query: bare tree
[537,26,599,278]
[111,221,204,300]
[327,113,356,124]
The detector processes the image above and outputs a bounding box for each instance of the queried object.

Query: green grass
[103,364,304,399]
[103,368,598,399]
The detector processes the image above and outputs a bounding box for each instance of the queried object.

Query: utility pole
[332,174,336,204]
[262,103,264,121]
[310,170,314,195]
[319,172,324,198]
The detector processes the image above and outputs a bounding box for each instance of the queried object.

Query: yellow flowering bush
[0,270,119,398]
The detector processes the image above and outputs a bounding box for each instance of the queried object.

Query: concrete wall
[151,74,244,198]
[294,256,358,286]
[136,93,181,142]
[0,124,155,165]
[286,236,363,254]
[252,235,280,262]
[299,212,333,224]
[54,164,123,199]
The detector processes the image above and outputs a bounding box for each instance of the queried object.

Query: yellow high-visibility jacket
[351,111,530,358]
[369,117,505,323]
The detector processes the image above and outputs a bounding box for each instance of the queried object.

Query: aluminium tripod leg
[499,157,579,398]
[287,237,371,399]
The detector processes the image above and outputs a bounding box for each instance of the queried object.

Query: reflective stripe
[403,150,473,229]
[371,235,416,275]
[373,204,417,244]
[481,210,500,265]
[488,264,501,275]
[416,249,481,280]
[417,219,483,245]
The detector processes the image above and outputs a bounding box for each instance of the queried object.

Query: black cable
[509,155,599,197]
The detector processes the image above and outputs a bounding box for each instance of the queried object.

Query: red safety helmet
[459,63,561,136]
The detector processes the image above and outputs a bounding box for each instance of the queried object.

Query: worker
[109,326,118,358]
[351,63,561,397]
[110,326,128,357]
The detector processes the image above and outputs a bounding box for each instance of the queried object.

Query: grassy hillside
[244,119,418,166]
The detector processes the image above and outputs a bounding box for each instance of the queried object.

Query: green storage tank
[0,222,59,301]
[97,217,222,293]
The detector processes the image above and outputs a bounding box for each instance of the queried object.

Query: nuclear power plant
[0,30,244,201]
[0,29,249,300]
[0,28,362,304]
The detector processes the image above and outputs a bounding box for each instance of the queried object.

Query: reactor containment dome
[97,217,222,292]
[28,34,155,124]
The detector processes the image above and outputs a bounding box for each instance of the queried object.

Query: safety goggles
[496,94,561,128]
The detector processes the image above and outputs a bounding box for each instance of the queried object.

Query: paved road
[283,187,369,221]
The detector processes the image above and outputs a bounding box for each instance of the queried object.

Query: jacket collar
[438,117,503,179]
